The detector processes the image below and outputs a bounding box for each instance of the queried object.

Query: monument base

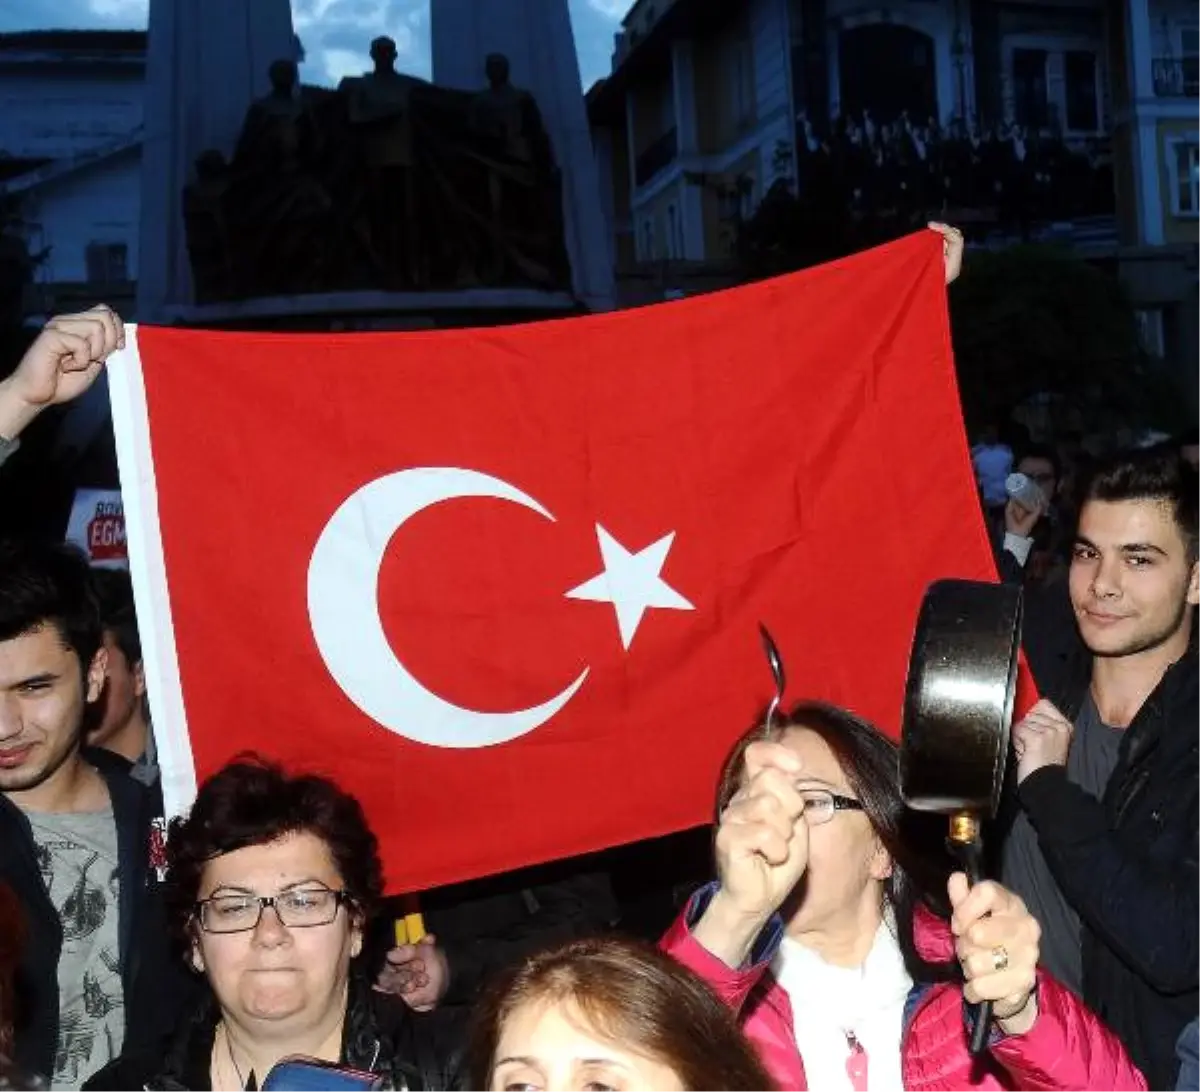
[157,288,581,330]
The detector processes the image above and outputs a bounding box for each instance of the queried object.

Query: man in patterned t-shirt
[0,537,189,1087]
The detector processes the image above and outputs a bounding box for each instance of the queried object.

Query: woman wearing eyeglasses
[84,759,459,1090]
[662,702,1146,1092]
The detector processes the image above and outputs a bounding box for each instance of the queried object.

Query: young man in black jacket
[0,539,191,1086]
[999,448,1198,1089]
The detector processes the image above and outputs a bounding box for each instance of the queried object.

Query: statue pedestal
[137,0,296,323]
[431,0,615,312]
[159,288,579,329]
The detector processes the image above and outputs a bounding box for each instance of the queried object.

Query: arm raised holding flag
[0,304,124,463]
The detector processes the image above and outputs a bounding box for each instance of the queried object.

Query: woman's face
[191,831,362,1032]
[490,998,685,1092]
[780,727,891,932]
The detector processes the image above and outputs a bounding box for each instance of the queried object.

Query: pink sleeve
[990,972,1147,1091]
[659,909,769,1017]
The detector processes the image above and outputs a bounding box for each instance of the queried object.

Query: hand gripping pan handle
[899,578,1023,1054]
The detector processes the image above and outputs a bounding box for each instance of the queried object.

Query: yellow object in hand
[404,912,426,944]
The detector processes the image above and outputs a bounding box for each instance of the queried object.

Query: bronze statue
[234,59,318,171]
[182,150,234,303]
[339,36,426,288]
[470,53,554,171]
[180,42,574,302]
[224,58,333,296]
[469,53,563,286]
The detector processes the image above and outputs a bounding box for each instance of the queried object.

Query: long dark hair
[716,700,959,984]
[465,935,776,1091]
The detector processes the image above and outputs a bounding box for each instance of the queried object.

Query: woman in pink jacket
[661,701,1146,1092]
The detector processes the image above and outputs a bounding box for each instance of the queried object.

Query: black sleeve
[1019,765,1200,993]
[439,871,617,1006]
[996,546,1026,585]
[80,1052,155,1090]
[391,1001,471,1091]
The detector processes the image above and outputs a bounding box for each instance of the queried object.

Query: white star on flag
[565,525,694,649]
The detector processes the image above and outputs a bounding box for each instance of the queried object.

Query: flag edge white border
[107,325,197,819]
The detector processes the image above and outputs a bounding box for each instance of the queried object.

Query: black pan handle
[946,834,991,1055]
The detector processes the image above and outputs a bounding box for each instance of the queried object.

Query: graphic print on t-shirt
[28,810,125,1089]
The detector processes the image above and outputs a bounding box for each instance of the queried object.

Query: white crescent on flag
[307,467,591,748]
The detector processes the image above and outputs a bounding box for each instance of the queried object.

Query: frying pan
[899,578,1023,1054]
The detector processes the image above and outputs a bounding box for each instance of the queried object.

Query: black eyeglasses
[195,885,350,934]
[799,789,865,826]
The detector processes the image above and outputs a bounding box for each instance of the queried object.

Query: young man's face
[0,624,106,794]
[1070,498,1199,658]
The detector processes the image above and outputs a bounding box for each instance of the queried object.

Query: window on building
[666,203,681,260]
[739,177,756,220]
[732,39,754,128]
[1064,50,1098,131]
[85,242,128,284]
[1168,138,1199,216]
[1182,27,1199,96]
[1012,48,1049,129]
[640,218,656,261]
[1134,309,1165,357]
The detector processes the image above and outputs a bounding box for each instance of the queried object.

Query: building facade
[588,0,1195,389]
[588,0,798,290]
[589,0,1118,263]
[0,30,145,320]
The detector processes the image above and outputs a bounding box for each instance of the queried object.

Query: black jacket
[82,971,464,1090]
[1010,579,1198,1089]
[370,862,617,1009]
[0,747,194,1082]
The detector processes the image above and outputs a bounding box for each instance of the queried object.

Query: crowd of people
[0,228,1196,1091]
[794,112,1114,239]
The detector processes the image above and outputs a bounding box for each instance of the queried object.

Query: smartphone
[261,1058,384,1091]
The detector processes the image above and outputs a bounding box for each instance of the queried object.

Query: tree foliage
[734,187,1178,436]
[947,245,1178,435]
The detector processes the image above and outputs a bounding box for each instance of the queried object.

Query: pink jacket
[662,894,1146,1092]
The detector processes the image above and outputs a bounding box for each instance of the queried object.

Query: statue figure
[234,58,318,171]
[182,149,234,302]
[179,45,573,300]
[224,57,333,297]
[469,53,564,286]
[470,53,553,171]
[340,36,426,287]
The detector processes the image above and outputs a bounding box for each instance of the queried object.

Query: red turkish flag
[111,233,999,892]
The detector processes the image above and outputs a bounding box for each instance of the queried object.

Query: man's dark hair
[0,539,102,674]
[91,569,141,669]
[1015,442,1061,483]
[1080,448,1199,565]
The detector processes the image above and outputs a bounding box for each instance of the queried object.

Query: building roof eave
[586,0,735,125]
[0,132,144,198]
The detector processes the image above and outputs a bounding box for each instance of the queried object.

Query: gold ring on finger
[991,946,1009,972]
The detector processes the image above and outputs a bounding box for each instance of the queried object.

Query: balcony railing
[634,126,678,187]
[1152,56,1199,98]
